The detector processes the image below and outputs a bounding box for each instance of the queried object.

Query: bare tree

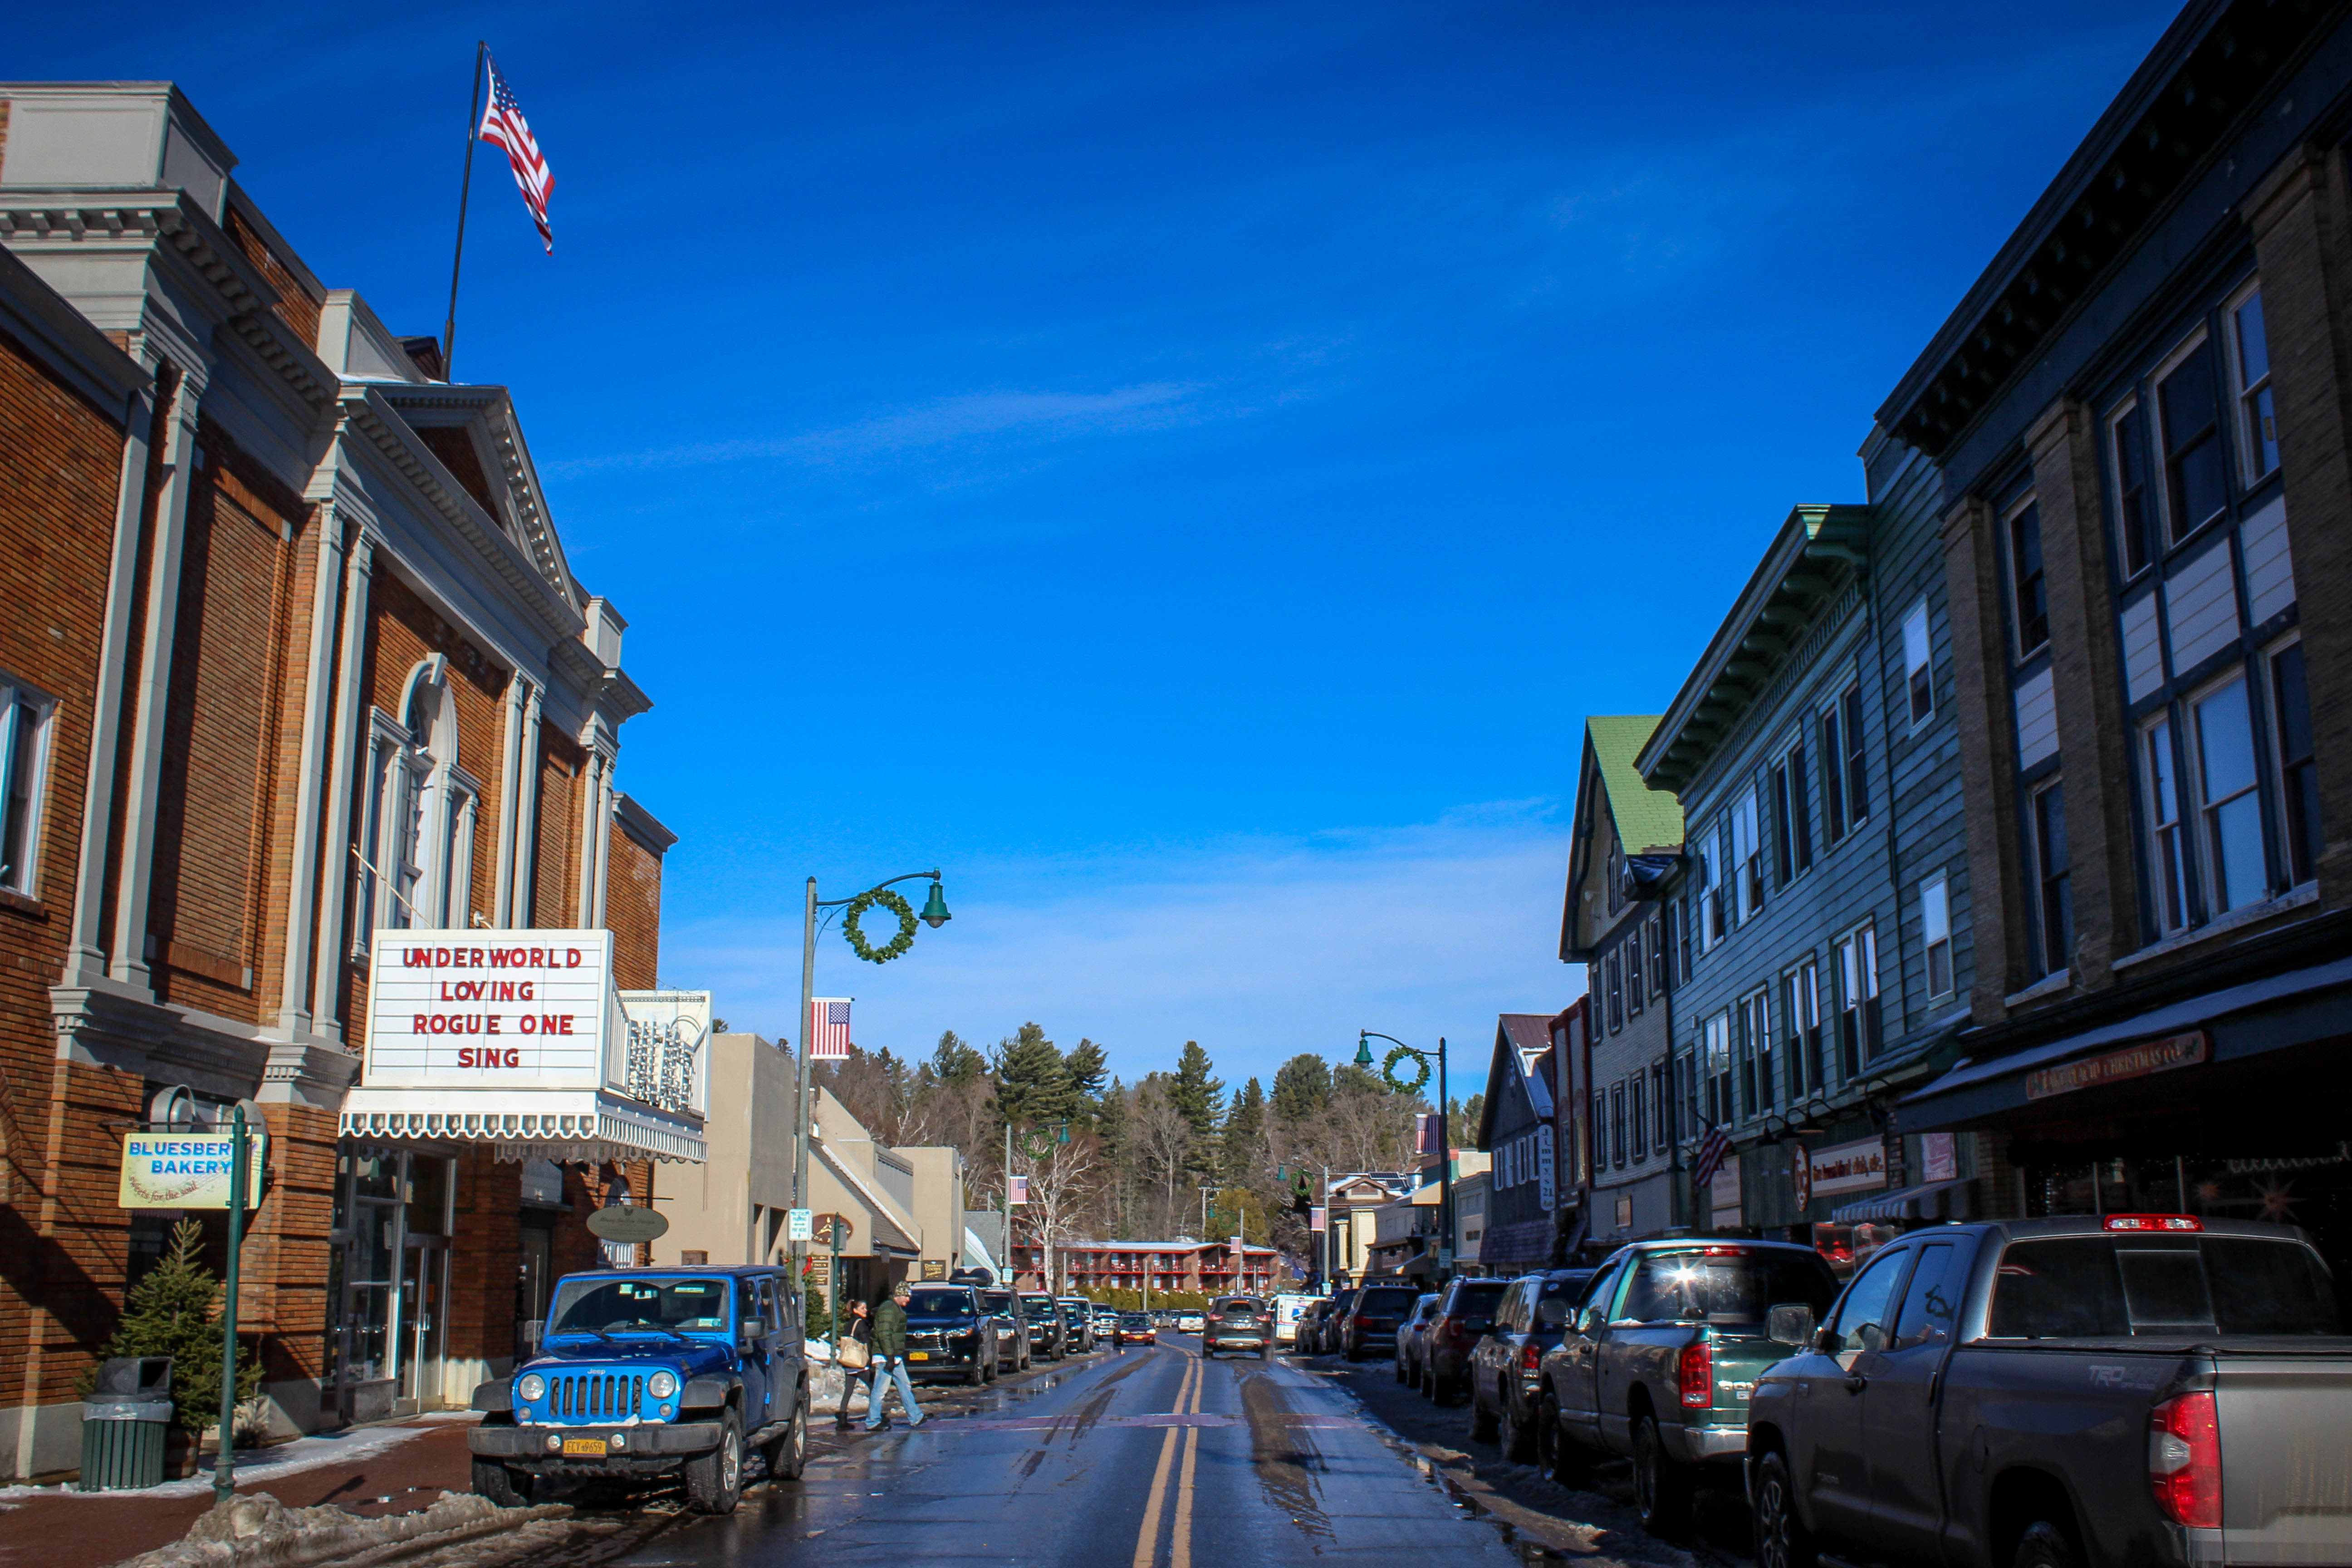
[1019,1129,1103,1289]
[1130,1082,1195,1232]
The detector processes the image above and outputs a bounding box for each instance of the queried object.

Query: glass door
[400,1239,448,1410]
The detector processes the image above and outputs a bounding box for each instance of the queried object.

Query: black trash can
[78,1357,173,1491]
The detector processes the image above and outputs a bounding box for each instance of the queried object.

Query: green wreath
[843,888,917,963]
[1381,1044,1430,1095]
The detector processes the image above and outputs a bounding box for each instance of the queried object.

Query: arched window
[354,655,483,950]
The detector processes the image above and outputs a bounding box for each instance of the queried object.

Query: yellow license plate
[561,1437,608,1456]
[907,1352,929,1361]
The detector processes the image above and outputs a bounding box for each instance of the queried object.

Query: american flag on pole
[1692,1122,1733,1191]
[1008,1176,1029,1206]
[808,998,852,1060]
[479,54,554,253]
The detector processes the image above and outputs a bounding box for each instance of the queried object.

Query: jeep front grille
[552,1372,644,1422]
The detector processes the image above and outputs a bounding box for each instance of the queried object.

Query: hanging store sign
[1808,1137,1888,1197]
[587,1205,670,1244]
[340,931,708,1162]
[2025,1030,2206,1102]
[118,1130,265,1209]
[1709,1158,1743,1227]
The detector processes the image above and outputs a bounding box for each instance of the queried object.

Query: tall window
[0,680,52,897]
[2143,715,2190,935]
[2191,676,2265,913]
[1610,1083,1626,1169]
[2112,401,2155,578]
[2009,501,2049,658]
[1921,876,1952,998]
[1648,913,1668,994]
[1606,950,1624,1031]
[1738,990,1772,1117]
[1840,686,1868,829]
[1733,789,1763,922]
[2271,642,2320,888]
[1783,960,1821,1098]
[1833,926,1879,1078]
[1676,895,1694,976]
[1703,1012,1733,1126]
[1651,1062,1671,1149]
[1704,817,1728,946]
[1627,926,1645,1017]
[2227,285,2279,482]
[1822,686,1868,843]
[1629,1073,1646,1161]
[2158,336,2226,544]
[1678,1050,1699,1142]
[1903,601,1934,725]
[2031,780,2073,975]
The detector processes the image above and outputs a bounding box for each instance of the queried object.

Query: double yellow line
[1131,1352,1207,1568]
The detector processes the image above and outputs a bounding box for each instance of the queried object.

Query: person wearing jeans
[835,1299,875,1428]
[864,1282,926,1431]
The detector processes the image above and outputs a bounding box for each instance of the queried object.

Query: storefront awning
[338,1087,706,1163]
[1832,1178,1970,1224]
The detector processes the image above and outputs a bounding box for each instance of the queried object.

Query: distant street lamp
[1358,1031,1451,1280]
[793,871,952,1280]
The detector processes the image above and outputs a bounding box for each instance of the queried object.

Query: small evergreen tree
[1168,1041,1224,1139]
[992,1022,1073,1129]
[88,1218,261,1433]
[1269,1053,1332,1122]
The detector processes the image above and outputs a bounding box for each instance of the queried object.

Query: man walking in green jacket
[864,1282,926,1432]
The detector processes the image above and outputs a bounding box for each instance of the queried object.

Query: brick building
[1872,0,2352,1282]
[1013,1238,1280,1297]
[0,83,682,1476]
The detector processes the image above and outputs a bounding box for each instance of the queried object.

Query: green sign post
[213,1103,250,1503]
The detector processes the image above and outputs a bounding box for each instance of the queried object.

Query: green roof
[1588,715,1683,854]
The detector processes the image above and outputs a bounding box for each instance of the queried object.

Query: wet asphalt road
[598,1334,1530,1568]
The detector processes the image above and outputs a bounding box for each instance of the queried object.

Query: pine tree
[992,1022,1073,1130]
[1220,1077,1265,1179]
[931,1030,985,1086]
[1269,1053,1332,1122]
[1062,1038,1109,1108]
[1167,1041,1224,1139]
[88,1218,262,1432]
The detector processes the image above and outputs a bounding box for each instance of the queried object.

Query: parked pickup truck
[468,1265,808,1515]
[1534,1240,1838,1532]
[1746,1214,2352,1568]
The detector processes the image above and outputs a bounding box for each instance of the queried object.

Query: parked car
[1273,1292,1319,1348]
[1202,1295,1274,1358]
[469,1265,806,1515]
[1116,1311,1156,1345]
[1316,1289,1360,1353]
[1338,1282,1423,1362]
[1056,1297,1097,1351]
[1422,1275,1509,1404]
[1393,1292,1441,1385]
[900,1283,1002,1386]
[978,1288,1033,1371]
[1019,1292,1069,1358]
[1092,1304,1120,1344]
[1468,1269,1595,1460]
[1536,1240,1835,1532]
[1748,1214,2352,1568]
[1175,1309,1206,1333]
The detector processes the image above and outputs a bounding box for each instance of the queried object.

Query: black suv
[900,1283,998,1386]
[1018,1292,1068,1358]
[1338,1282,1424,1362]
[1468,1269,1595,1459]
[1421,1274,1509,1404]
[1201,1296,1273,1358]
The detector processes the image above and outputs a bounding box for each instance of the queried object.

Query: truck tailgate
[2217,1352,2352,1564]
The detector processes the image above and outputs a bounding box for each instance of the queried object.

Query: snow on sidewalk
[0,1412,471,1504]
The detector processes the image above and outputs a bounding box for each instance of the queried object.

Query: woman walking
[834,1297,875,1428]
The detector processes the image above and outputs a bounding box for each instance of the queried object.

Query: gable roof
[1476,1014,1556,1147]
[1562,716,1683,961]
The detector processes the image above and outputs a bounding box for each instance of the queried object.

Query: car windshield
[1621,1250,1837,1325]
[1988,1236,2342,1338]
[1022,1298,1058,1318]
[1120,1313,1149,1325]
[1355,1287,1420,1315]
[980,1292,1015,1312]
[905,1289,977,1316]
[548,1276,731,1335]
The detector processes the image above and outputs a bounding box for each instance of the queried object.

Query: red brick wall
[243,1103,339,1386]
[220,205,322,357]
[532,738,583,929]
[10,1060,144,1416]
[607,821,662,989]
[446,1148,522,1369]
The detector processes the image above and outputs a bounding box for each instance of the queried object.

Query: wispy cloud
[663,805,1584,1092]
[549,383,1200,476]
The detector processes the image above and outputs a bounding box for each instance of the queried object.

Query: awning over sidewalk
[1832,1178,1970,1224]
[338,1087,706,1162]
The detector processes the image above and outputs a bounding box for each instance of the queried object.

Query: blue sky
[19,1,2175,1092]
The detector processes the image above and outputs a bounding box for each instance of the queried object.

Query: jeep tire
[762,1395,807,1483]
[470,1458,531,1508]
[686,1407,745,1514]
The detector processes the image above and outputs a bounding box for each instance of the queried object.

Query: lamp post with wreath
[793,872,952,1287]
[1356,1031,1451,1278]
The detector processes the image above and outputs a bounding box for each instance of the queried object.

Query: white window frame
[2151,324,2222,548]
[1833,922,1879,1079]
[2264,631,2319,892]
[2109,395,2154,581]
[2224,277,2279,485]
[2029,775,2072,978]
[1733,789,1763,923]
[1703,1011,1732,1127]
[1902,599,1934,728]
[1782,958,1821,1099]
[2141,711,2191,937]
[0,676,56,898]
[1921,874,1952,1000]
[1738,988,1772,1119]
[2187,669,2268,916]
[2004,491,2049,663]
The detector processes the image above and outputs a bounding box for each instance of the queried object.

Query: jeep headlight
[517,1373,546,1401]
[647,1370,678,1399]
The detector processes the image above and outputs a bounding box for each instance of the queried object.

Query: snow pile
[119,1489,565,1568]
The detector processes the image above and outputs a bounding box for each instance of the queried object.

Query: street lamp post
[1358,1031,1450,1281]
[793,871,952,1287]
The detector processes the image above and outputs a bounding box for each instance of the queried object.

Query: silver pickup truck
[1746,1214,2352,1568]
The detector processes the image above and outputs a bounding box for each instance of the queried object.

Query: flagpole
[440,40,488,380]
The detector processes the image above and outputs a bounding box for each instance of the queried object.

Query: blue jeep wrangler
[467,1264,807,1514]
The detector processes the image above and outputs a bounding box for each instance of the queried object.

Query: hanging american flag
[479,55,554,253]
[1692,1122,1733,1191]
[1008,1176,1029,1207]
[808,998,852,1060]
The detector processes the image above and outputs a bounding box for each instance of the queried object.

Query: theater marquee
[338,930,708,1163]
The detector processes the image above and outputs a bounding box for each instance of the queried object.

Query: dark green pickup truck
[1534,1239,1839,1535]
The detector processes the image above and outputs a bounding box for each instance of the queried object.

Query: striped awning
[1832,1178,1969,1224]
[338,1086,705,1162]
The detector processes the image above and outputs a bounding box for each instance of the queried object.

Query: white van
[1272,1292,1320,1346]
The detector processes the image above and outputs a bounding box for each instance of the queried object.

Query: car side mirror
[1811,1324,1840,1355]
[1766,1303,1815,1347]
[740,1317,766,1341]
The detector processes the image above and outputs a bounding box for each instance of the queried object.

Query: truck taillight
[2150,1392,2221,1529]
[1677,1343,1712,1408]
[1521,1342,1541,1373]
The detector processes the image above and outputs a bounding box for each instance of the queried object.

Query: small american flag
[808,998,852,1060]
[1008,1176,1029,1206]
[1692,1123,1733,1191]
[479,55,554,253]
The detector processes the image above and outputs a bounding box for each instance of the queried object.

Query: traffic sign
[788,1207,813,1241]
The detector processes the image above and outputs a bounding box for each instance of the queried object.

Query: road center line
[1171,1348,1208,1568]
[1129,1353,1197,1568]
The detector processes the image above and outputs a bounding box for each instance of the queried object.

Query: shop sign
[1791,1143,1812,1210]
[364,929,621,1090]
[586,1205,669,1244]
[118,1130,264,1209]
[1922,1132,1958,1183]
[1709,1158,1743,1227]
[2025,1030,2206,1102]
[1808,1137,1888,1197]
[922,1259,946,1281]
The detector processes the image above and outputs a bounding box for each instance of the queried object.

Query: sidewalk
[0,1414,480,1568]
